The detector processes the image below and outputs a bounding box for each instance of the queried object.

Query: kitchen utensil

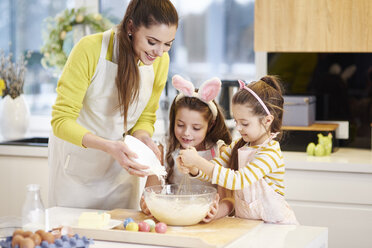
[143,184,216,226]
[123,135,166,177]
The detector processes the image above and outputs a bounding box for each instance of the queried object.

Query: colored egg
[155,222,167,234]
[143,219,156,232]
[123,217,135,228]
[138,221,150,232]
[125,222,139,231]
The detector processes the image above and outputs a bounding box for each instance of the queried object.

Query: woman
[48,0,178,210]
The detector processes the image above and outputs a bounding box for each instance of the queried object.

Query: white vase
[0,94,30,140]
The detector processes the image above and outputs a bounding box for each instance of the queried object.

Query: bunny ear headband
[172,75,221,120]
[238,80,271,116]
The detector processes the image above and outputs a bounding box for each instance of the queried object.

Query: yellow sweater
[51,30,169,147]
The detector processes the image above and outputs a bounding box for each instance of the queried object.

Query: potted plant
[0,50,32,140]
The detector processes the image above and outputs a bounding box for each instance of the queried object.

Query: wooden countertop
[282,123,339,131]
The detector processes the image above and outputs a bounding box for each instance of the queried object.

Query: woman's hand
[105,139,149,177]
[140,195,152,216]
[82,132,149,177]
[133,130,162,161]
[203,194,220,223]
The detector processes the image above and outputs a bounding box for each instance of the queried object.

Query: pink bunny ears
[172,75,221,120]
[238,80,271,116]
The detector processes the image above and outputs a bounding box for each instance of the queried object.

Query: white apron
[48,29,154,210]
[234,134,298,224]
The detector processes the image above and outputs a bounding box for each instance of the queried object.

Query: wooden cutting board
[72,209,262,248]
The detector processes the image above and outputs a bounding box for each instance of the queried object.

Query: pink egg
[138,221,150,232]
[155,222,167,234]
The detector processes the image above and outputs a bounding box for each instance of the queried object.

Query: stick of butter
[78,212,111,229]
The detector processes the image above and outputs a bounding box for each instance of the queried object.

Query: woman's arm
[82,132,149,177]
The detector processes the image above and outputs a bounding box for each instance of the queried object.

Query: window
[0,0,74,116]
[100,0,256,92]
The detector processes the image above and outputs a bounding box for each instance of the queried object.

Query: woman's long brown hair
[166,95,232,181]
[116,0,178,131]
[228,75,284,170]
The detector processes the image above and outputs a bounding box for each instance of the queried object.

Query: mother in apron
[48,0,178,210]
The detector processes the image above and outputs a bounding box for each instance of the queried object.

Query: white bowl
[144,184,216,226]
[124,135,166,177]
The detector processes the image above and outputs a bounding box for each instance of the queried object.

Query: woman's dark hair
[116,0,178,130]
[166,94,232,181]
[228,75,284,170]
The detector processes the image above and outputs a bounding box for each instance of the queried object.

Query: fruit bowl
[143,184,216,226]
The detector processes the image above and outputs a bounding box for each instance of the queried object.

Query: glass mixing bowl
[143,184,217,226]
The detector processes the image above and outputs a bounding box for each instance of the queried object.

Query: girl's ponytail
[260,75,283,96]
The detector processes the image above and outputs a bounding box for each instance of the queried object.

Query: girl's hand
[140,195,152,216]
[133,130,162,161]
[178,147,200,167]
[203,194,220,223]
[176,156,199,175]
[105,140,149,177]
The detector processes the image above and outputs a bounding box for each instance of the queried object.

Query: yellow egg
[125,222,139,231]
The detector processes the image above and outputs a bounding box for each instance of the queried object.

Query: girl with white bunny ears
[140,74,233,222]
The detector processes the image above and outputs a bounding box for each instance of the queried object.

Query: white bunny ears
[172,74,221,120]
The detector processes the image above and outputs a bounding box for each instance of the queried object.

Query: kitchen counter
[47,207,328,248]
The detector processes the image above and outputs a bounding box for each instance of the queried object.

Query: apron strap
[100,29,112,59]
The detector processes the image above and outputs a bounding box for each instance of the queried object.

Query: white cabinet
[0,145,48,217]
[284,149,372,248]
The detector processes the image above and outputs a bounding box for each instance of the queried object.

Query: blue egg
[123,217,135,228]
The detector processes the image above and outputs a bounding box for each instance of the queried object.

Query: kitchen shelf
[282,123,339,132]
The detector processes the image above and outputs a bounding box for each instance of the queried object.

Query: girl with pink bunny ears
[178,75,298,225]
[140,74,234,222]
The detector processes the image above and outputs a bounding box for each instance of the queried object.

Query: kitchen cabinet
[284,148,372,248]
[0,145,49,217]
[254,0,372,52]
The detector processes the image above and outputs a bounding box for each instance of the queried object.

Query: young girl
[178,75,298,224]
[140,74,234,222]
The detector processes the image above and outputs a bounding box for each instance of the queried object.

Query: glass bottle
[22,184,46,232]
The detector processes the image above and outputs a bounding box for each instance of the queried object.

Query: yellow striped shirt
[196,140,286,195]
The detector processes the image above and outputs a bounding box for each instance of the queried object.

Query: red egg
[155,222,167,233]
[138,221,150,232]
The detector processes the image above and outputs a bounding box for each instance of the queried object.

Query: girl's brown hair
[116,0,178,130]
[228,75,284,170]
[166,95,232,181]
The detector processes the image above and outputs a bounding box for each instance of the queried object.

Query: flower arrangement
[0,50,31,99]
[41,8,113,73]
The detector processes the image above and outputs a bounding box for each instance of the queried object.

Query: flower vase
[0,94,30,140]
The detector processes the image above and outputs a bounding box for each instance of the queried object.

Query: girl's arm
[215,187,234,219]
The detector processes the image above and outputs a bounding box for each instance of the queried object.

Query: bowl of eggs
[143,184,216,226]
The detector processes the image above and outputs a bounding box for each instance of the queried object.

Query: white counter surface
[284,148,372,173]
[46,207,327,248]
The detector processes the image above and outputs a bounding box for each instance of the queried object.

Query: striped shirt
[196,140,286,196]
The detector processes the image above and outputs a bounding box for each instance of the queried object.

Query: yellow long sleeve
[51,30,169,147]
